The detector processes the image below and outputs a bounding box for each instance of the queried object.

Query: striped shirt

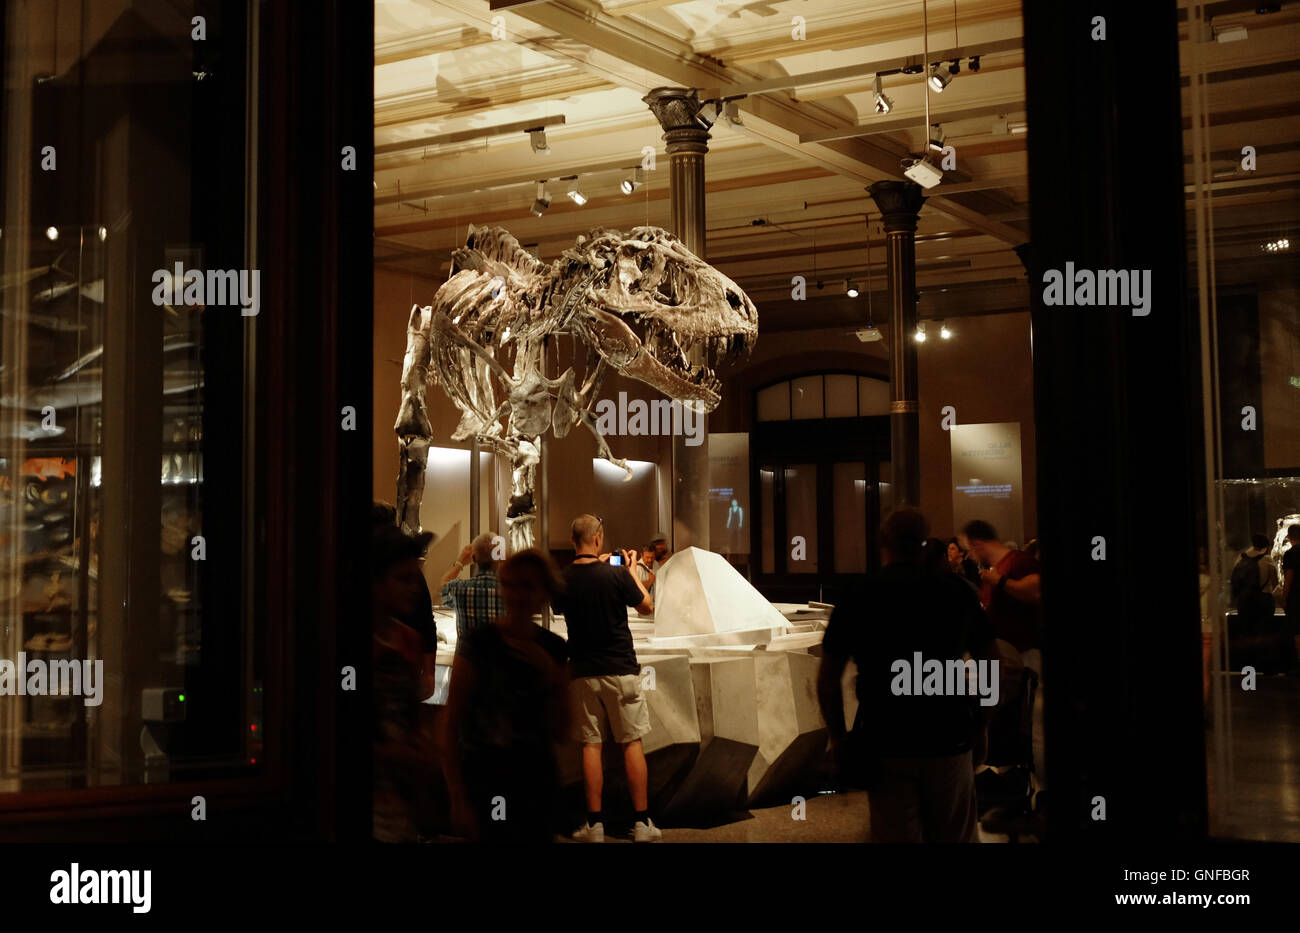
[441,569,506,642]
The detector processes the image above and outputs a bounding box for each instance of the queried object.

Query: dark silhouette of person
[441,549,570,842]
[371,524,437,842]
[818,509,998,843]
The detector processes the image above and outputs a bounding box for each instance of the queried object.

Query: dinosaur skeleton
[394,224,758,550]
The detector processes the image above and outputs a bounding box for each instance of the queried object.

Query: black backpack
[1230,552,1264,603]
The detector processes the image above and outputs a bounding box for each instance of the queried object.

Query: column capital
[867,180,926,233]
[644,87,711,154]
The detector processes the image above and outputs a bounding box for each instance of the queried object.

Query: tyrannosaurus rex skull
[560,226,757,409]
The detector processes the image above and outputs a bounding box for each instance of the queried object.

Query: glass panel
[825,374,858,419]
[759,468,775,574]
[858,376,890,415]
[1182,3,1300,841]
[756,382,790,422]
[1,2,257,792]
[790,376,823,420]
[833,463,867,574]
[783,465,817,573]
[708,433,749,562]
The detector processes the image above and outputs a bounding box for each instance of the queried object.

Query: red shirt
[979,549,1042,651]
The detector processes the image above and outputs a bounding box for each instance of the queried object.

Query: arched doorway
[750,372,891,604]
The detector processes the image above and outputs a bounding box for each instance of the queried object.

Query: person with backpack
[1230,534,1277,635]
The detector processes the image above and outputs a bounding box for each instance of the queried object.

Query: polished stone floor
[556,788,1023,843]
[1207,674,1300,842]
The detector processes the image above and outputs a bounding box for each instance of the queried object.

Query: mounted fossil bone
[394,224,757,550]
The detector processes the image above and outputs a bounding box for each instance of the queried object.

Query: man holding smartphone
[554,514,659,842]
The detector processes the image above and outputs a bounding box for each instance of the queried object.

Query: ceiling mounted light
[566,184,587,206]
[97,226,108,241]
[846,280,859,298]
[928,64,952,92]
[530,181,551,216]
[948,60,961,76]
[914,321,927,342]
[939,321,952,339]
[1263,237,1290,252]
[620,167,645,195]
[45,226,58,241]
[696,100,724,129]
[872,74,893,114]
[969,56,981,72]
[903,156,943,188]
[529,128,550,154]
[928,123,946,152]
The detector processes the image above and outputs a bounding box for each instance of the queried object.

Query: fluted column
[646,87,711,551]
[868,180,926,509]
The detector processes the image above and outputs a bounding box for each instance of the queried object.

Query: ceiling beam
[697,37,1025,100]
[800,100,1026,145]
[376,114,566,157]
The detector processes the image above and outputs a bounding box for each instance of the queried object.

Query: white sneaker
[633,819,662,842]
[570,821,604,842]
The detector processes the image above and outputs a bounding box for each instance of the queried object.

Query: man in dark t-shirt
[553,514,658,842]
[818,508,998,843]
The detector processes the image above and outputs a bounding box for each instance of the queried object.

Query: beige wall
[917,311,1038,542]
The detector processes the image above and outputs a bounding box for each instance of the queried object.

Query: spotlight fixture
[530,181,551,217]
[45,226,58,241]
[872,74,894,114]
[620,167,645,195]
[1263,237,1291,252]
[846,280,859,298]
[566,185,587,206]
[97,226,108,241]
[939,321,952,339]
[903,156,943,189]
[948,59,960,76]
[529,128,550,154]
[928,123,946,152]
[914,321,927,342]
[928,64,952,92]
[696,99,724,129]
[969,56,981,72]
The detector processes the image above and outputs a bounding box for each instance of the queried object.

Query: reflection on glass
[784,465,817,573]
[1,2,255,794]
[760,468,775,574]
[833,463,867,574]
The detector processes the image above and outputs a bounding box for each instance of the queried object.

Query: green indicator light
[177,694,186,702]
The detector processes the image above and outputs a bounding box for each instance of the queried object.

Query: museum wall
[917,310,1038,542]
[710,313,1038,543]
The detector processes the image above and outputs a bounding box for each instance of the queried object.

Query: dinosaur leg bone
[394,304,434,534]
